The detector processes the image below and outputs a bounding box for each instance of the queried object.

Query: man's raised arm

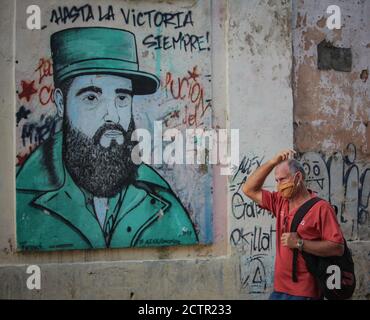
[242,149,296,205]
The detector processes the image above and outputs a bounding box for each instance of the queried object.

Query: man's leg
[269,291,287,300]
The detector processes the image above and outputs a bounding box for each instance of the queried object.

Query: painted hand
[281,232,300,249]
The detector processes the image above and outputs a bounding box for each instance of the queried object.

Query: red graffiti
[163,66,212,128]
[35,58,53,85]
[18,58,55,107]
[187,66,200,81]
[39,85,55,106]
[18,80,38,102]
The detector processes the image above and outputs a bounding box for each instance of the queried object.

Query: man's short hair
[288,159,306,180]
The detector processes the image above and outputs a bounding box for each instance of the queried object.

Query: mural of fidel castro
[16,27,198,251]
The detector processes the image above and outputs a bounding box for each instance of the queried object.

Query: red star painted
[188,66,200,81]
[18,80,38,102]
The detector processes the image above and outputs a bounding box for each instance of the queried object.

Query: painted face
[58,74,138,198]
[300,152,329,197]
[64,74,133,147]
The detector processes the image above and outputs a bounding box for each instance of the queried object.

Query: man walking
[243,149,345,300]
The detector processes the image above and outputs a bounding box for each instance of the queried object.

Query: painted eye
[313,165,320,176]
[116,95,131,107]
[84,94,97,102]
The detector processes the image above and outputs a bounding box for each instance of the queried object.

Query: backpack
[290,197,356,300]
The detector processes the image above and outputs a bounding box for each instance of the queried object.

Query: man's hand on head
[242,149,297,205]
[270,149,297,167]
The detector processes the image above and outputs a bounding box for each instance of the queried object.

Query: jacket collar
[32,170,166,248]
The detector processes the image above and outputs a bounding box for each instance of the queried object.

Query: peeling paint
[360,69,368,82]
[293,3,370,299]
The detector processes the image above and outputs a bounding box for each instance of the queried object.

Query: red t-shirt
[260,189,344,298]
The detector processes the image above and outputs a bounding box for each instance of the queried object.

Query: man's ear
[54,88,64,118]
[296,172,304,185]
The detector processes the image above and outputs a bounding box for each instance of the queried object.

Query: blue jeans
[269,291,320,300]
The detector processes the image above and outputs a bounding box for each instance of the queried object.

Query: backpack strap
[290,197,322,282]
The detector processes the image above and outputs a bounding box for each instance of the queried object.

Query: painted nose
[103,101,120,123]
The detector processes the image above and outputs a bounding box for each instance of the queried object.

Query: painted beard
[63,119,138,198]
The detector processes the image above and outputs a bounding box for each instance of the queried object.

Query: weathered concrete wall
[227,0,293,299]
[0,0,368,300]
[293,0,370,299]
[0,0,290,299]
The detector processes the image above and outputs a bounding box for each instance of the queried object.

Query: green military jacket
[16,132,198,251]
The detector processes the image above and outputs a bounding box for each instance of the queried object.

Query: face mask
[277,174,299,199]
